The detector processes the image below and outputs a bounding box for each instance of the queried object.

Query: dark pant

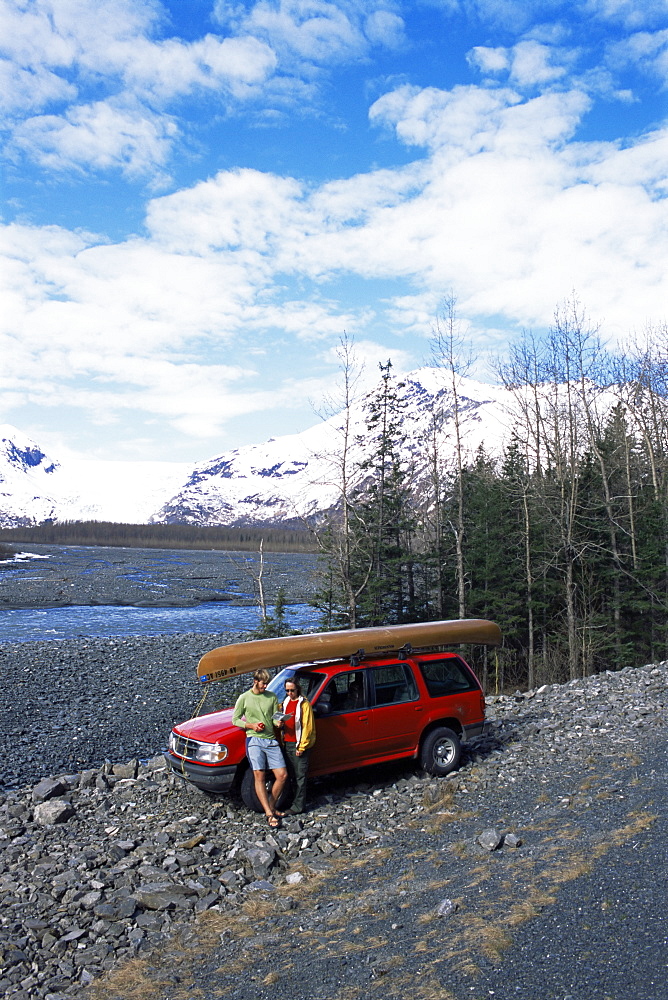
[284,744,310,814]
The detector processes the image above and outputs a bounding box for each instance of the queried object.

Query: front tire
[420,726,462,776]
[240,767,292,813]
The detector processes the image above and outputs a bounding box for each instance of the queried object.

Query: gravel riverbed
[0,640,666,1000]
[0,546,320,610]
[0,633,245,789]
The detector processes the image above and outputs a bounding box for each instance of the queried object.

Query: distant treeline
[0,521,318,553]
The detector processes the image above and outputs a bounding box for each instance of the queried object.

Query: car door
[367,661,423,759]
[309,668,374,773]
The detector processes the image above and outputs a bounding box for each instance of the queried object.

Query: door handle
[357,715,369,722]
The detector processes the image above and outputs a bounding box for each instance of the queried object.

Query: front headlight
[195,741,228,763]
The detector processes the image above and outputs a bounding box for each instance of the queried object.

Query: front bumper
[164,752,238,793]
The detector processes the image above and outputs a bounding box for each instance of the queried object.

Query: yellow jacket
[281,695,316,753]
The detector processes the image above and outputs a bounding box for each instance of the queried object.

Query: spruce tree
[348,361,418,625]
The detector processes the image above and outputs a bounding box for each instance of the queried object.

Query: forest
[312,300,668,692]
[0,521,316,553]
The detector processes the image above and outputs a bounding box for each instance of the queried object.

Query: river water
[0,602,322,643]
[0,544,322,643]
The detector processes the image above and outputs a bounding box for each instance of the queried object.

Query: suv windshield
[269,668,327,702]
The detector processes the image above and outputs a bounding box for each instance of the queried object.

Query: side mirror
[314,693,331,717]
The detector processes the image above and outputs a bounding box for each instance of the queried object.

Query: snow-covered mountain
[0,370,515,528]
[0,425,62,527]
[152,368,513,526]
[0,424,191,528]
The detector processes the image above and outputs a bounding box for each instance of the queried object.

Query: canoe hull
[197,618,501,683]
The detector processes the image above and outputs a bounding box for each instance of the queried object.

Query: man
[232,669,287,827]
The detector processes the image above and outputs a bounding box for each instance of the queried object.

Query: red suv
[166,623,497,811]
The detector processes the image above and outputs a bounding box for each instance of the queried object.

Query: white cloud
[364,10,406,48]
[250,298,373,341]
[362,83,668,333]
[369,83,528,151]
[145,167,307,255]
[468,45,509,74]
[459,0,539,32]
[11,99,178,177]
[581,0,668,30]
[607,28,668,84]
[468,39,571,89]
[120,33,278,101]
[0,59,76,114]
[213,0,408,67]
[2,0,405,179]
[457,0,668,33]
[507,39,569,86]
[3,64,668,453]
[233,1,364,64]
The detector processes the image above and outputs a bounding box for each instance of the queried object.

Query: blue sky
[2,0,668,463]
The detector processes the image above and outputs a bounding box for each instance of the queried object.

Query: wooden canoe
[197,618,501,683]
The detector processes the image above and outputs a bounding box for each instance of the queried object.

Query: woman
[279,678,316,815]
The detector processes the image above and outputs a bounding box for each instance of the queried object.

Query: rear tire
[240,767,292,813]
[420,726,462,776]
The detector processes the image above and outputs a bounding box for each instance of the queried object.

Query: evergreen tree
[348,361,419,625]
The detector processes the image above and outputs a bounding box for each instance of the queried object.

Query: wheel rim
[433,737,456,768]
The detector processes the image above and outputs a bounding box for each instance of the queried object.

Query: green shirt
[232,689,280,739]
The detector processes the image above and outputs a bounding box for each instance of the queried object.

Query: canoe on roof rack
[197,618,501,683]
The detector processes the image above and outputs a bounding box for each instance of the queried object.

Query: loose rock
[0,642,665,998]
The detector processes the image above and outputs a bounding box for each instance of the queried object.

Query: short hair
[253,669,270,683]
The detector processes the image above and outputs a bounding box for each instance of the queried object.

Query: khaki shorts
[246,736,285,771]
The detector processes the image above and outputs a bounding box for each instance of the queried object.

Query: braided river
[0,544,321,642]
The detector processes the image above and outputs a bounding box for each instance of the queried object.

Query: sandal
[266,814,280,828]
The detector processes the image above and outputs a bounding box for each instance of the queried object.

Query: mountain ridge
[0,370,515,529]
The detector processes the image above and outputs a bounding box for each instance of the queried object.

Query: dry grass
[88,770,660,1000]
[192,909,255,946]
[553,824,583,841]
[88,959,172,1000]
[608,809,656,844]
[433,916,514,966]
[331,987,363,1000]
[393,800,657,989]
[450,840,469,858]
[368,968,459,1000]
[423,781,457,810]
[424,808,477,832]
[505,889,557,926]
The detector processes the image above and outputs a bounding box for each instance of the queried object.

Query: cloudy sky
[2,0,667,464]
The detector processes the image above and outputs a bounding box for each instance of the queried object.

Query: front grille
[171,734,204,761]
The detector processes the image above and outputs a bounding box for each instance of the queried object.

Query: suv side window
[418,657,476,696]
[370,663,419,706]
[321,670,367,714]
